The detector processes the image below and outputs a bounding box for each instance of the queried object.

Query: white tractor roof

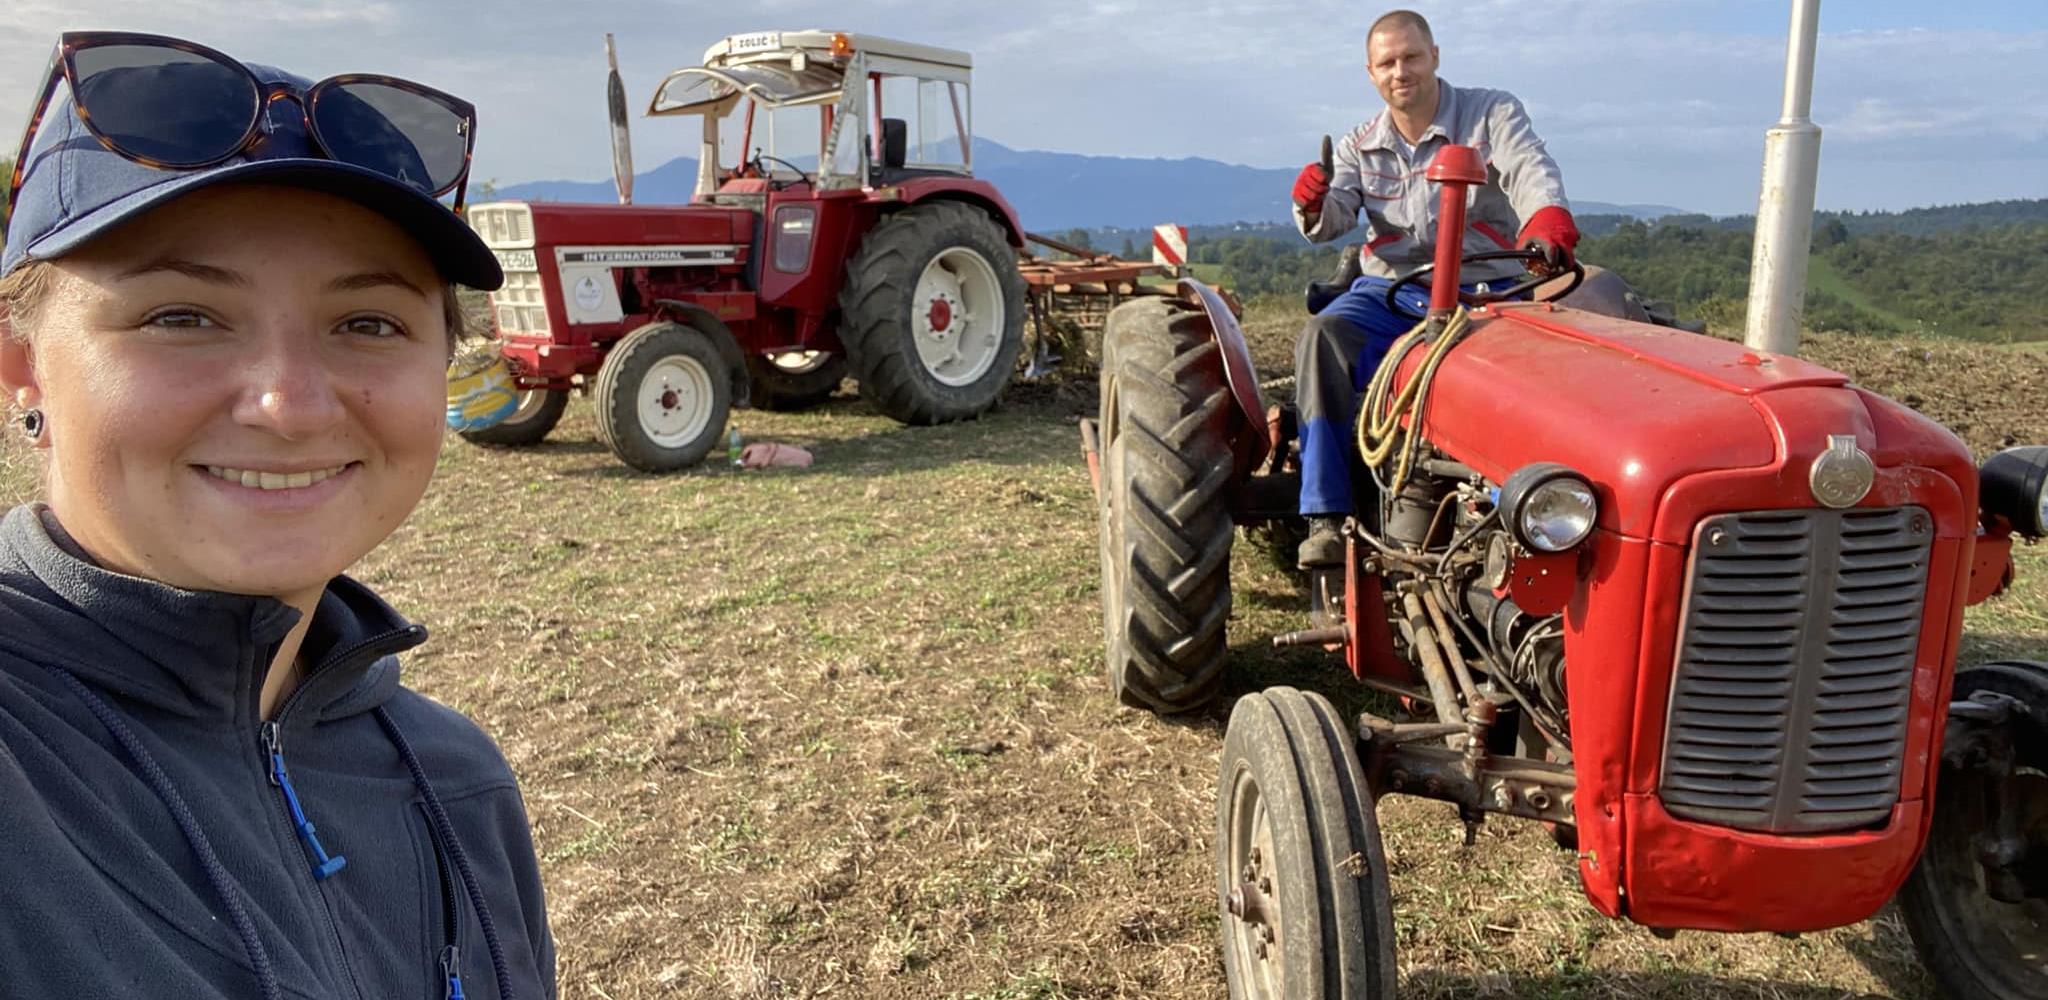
[702,30,971,71]
[652,30,974,117]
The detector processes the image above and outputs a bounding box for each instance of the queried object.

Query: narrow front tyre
[1218,687,1397,998]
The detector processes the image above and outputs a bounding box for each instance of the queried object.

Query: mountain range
[486,138,1686,231]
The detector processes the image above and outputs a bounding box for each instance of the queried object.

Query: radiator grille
[1659,507,1932,834]
[491,269,550,335]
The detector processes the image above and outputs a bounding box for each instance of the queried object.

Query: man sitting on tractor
[1291,8,1582,567]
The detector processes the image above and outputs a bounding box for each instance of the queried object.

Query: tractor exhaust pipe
[1743,0,1824,355]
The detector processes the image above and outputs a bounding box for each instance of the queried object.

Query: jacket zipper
[261,720,347,879]
[428,816,468,999]
[254,625,422,876]
[252,624,427,998]
[440,944,466,1000]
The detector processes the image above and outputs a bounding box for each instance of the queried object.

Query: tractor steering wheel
[749,153,813,190]
[1383,248,1585,321]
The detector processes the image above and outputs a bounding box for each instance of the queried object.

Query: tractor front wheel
[838,201,1026,425]
[747,351,848,412]
[1098,297,1236,713]
[593,322,731,473]
[1898,660,2048,999]
[1218,687,1397,999]
[458,388,568,447]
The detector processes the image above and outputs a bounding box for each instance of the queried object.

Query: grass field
[2,303,2043,999]
[1805,255,1923,334]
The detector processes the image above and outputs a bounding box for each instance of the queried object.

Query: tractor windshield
[647,40,975,197]
[649,65,843,116]
[651,63,856,190]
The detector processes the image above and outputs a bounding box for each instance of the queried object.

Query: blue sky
[6,1,2045,215]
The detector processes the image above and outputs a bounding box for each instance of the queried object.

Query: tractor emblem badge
[1810,434,1875,508]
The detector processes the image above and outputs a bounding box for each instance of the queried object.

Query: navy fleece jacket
[0,505,556,999]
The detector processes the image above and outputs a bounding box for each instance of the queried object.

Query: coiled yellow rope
[1355,306,1471,498]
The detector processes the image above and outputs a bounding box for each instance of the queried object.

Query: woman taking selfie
[0,33,554,999]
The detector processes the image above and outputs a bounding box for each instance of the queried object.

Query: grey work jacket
[1294,80,1570,284]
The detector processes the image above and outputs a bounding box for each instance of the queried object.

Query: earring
[19,408,43,441]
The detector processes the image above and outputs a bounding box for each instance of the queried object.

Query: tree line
[1180,213,2048,343]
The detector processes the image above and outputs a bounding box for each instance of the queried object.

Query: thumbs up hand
[1293,135,1335,215]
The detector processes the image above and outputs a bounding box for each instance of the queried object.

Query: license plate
[728,31,780,55]
[494,249,537,271]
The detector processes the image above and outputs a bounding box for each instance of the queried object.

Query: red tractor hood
[1401,302,1972,543]
[517,200,756,246]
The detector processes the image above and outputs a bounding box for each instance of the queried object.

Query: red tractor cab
[462,31,1028,471]
[1086,146,2048,998]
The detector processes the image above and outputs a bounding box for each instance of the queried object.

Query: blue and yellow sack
[446,351,520,432]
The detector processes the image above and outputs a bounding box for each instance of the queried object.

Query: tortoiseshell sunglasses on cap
[6,30,477,227]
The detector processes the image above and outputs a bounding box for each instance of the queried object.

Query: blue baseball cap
[3,63,502,290]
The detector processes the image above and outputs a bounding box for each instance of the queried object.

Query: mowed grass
[1,305,2043,998]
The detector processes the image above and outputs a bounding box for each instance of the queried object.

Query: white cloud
[3,0,2043,213]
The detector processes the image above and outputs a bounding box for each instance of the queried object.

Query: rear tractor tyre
[1098,297,1236,713]
[839,201,1027,425]
[1218,687,1398,999]
[593,322,732,473]
[1898,660,2048,999]
[747,351,848,412]
[457,388,568,447]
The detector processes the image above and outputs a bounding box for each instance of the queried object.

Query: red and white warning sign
[1151,223,1188,268]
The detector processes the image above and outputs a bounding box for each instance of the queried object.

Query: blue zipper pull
[440,945,465,1000]
[260,721,348,880]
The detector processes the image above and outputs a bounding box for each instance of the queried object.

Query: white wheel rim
[1225,765,1286,997]
[508,389,549,423]
[637,356,715,448]
[767,350,830,375]
[912,246,1005,387]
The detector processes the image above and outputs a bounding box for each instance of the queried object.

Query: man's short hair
[1369,9,1434,45]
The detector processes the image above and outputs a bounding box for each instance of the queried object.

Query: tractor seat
[718,178,772,194]
[1304,243,1365,315]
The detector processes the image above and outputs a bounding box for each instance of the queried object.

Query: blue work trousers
[1293,276,1493,516]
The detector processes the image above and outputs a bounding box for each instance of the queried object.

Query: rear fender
[1179,278,1271,476]
[878,179,1027,248]
[650,300,752,408]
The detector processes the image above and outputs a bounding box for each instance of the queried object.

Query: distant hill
[1612,199,2048,237]
[487,140,2043,239]
[485,139,1688,231]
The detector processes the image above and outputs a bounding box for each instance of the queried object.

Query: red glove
[1294,134,1336,215]
[1293,162,1330,214]
[1517,205,1580,271]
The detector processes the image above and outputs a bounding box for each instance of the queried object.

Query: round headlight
[1980,445,2048,538]
[1501,463,1599,553]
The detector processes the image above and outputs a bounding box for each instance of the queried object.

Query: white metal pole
[1744,0,1824,354]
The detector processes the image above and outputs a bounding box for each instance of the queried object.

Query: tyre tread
[1099,298,1236,713]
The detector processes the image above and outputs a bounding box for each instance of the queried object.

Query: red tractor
[1085,144,2047,997]
[460,31,1028,471]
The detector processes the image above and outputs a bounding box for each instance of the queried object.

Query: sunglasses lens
[71,44,258,167]
[313,82,469,195]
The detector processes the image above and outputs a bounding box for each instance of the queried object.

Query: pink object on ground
[740,442,813,469]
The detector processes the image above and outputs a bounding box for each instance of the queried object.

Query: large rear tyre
[457,388,568,447]
[593,323,731,473]
[1098,297,1235,713]
[747,351,847,412]
[838,201,1026,425]
[1218,687,1398,999]
[1899,660,2048,999]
